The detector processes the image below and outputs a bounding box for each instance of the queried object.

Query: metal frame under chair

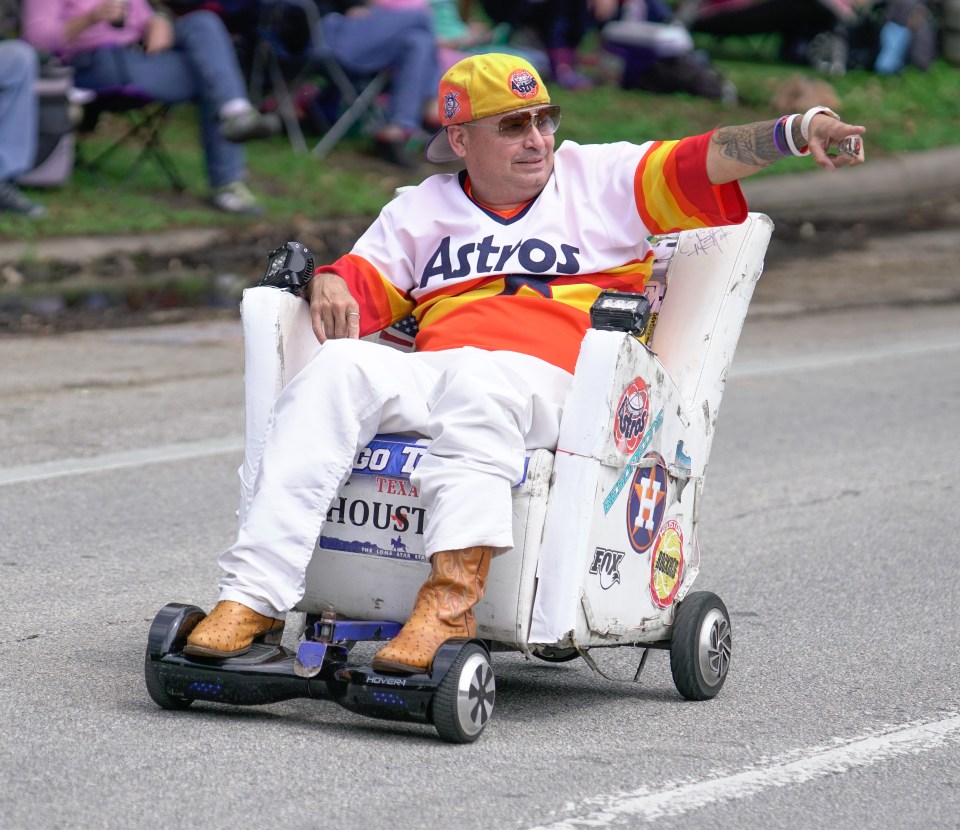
[77,86,186,192]
[249,0,389,158]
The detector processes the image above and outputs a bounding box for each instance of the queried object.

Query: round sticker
[508,69,540,99]
[613,377,649,455]
[625,453,667,554]
[650,518,683,608]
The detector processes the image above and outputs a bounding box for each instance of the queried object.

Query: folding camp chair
[77,85,186,191]
[249,0,389,158]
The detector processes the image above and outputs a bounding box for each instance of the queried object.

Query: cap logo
[508,69,539,100]
[442,89,462,122]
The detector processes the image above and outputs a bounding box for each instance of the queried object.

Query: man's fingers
[311,303,360,342]
[838,134,865,161]
[346,310,361,339]
[311,305,327,343]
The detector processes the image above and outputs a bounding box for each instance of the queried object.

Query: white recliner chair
[238,213,773,691]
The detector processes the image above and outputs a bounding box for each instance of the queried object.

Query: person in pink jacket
[22,0,280,214]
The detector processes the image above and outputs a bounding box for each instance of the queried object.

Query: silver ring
[346,311,361,318]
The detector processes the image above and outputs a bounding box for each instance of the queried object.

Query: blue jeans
[69,10,248,188]
[322,8,438,133]
[0,41,39,182]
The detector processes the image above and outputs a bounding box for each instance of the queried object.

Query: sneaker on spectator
[212,181,264,216]
[220,108,281,143]
[0,181,45,218]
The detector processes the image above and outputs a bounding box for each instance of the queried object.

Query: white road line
[731,339,960,379]
[0,436,244,487]
[533,713,960,828]
[5,337,959,487]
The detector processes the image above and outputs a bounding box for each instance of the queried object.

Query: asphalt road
[1,232,959,829]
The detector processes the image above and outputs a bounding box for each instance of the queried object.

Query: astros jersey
[320,133,746,374]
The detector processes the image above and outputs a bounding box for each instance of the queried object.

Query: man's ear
[447,126,469,159]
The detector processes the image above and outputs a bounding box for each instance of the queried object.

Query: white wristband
[783,113,808,157]
[800,106,840,142]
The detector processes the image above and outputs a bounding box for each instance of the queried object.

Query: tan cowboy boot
[372,546,492,674]
[183,600,284,658]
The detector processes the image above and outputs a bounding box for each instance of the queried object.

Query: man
[0,39,44,218]
[184,53,865,672]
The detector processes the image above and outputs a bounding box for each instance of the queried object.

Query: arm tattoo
[712,119,781,168]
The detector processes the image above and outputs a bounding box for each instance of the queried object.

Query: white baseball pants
[218,339,573,618]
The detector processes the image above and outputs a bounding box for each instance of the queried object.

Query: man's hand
[93,0,126,25]
[709,112,867,184]
[303,273,362,343]
[806,113,866,171]
[144,14,175,54]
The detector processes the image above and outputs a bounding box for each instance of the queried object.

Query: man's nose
[522,122,546,150]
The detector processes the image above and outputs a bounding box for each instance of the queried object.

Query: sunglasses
[463,105,562,143]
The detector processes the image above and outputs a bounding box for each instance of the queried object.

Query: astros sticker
[508,68,539,99]
[650,518,684,608]
[626,453,667,553]
[441,89,462,122]
[613,377,649,454]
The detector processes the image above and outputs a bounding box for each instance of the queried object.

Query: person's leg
[0,41,44,217]
[170,11,279,146]
[322,9,438,165]
[367,10,438,134]
[73,45,247,194]
[417,349,572,554]
[185,341,459,656]
[70,12,275,209]
[534,0,595,89]
[372,349,573,672]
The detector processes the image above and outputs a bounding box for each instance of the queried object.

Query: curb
[0,228,228,266]
[2,147,959,266]
[741,146,960,224]
[2,147,959,332]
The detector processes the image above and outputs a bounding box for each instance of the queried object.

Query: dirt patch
[2,213,958,335]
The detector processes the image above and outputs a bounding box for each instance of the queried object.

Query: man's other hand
[303,273,361,343]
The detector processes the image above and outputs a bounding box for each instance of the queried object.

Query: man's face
[447,105,557,208]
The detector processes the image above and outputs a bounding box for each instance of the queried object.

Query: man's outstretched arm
[706,109,866,185]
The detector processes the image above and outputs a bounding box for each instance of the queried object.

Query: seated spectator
[0,39,44,217]
[427,0,549,74]
[601,0,736,102]
[479,0,618,89]
[21,0,280,215]
[874,0,937,74]
[309,0,441,168]
[370,0,547,74]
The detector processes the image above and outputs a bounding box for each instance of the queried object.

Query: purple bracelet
[773,116,790,157]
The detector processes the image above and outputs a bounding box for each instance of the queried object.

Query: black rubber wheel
[144,650,194,710]
[669,591,732,701]
[432,643,495,743]
[531,645,580,663]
